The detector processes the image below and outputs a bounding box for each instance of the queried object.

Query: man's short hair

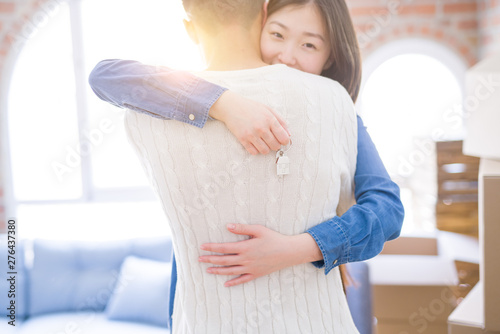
[183,0,265,32]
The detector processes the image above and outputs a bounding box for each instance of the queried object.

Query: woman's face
[260,3,332,75]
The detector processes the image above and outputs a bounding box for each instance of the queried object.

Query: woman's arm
[306,115,404,274]
[199,116,405,285]
[89,59,225,127]
[89,59,290,154]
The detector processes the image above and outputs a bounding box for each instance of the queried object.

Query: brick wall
[479,0,500,57]
[347,0,481,66]
[0,0,18,233]
[0,0,35,232]
[0,0,499,233]
[0,0,32,59]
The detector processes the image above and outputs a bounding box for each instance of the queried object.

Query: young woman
[90,0,404,328]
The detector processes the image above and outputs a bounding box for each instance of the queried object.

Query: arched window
[359,39,467,233]
[4,0,203,240]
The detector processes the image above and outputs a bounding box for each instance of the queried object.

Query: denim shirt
[89,59,405,328]
[89,59,226,127]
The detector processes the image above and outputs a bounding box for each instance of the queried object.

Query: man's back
[124,64,359,333]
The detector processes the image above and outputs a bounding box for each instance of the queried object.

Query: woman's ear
[261,1,269,28]
[183,19,199,44]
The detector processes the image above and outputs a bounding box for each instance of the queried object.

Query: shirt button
[334,260,338,265]
[189,114,195,121]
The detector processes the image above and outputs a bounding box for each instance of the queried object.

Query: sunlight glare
[361,54,463,177]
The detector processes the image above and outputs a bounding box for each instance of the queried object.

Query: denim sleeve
[306,115,405,275]
[88,59,227,128]
[169,253,177,330]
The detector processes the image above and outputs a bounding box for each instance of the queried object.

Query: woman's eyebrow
[303,31,325,42]
[269,21,289,30]
[269,21,325,42]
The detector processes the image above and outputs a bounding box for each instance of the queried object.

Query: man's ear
[183,19,199,44]
[261,1,269,28]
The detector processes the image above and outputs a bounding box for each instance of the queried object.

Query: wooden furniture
[436,141,480,237]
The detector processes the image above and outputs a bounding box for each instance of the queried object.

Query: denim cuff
[180,79,227,128]
[306,217,350,275]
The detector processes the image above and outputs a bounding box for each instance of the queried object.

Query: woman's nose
[277,46,296,66]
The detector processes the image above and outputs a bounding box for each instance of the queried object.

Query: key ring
[281,139,293,153]
[276,139,292,162]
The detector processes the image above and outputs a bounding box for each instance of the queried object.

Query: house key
[276,139,292,177]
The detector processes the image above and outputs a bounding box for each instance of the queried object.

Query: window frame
[357,38,469,233]
[1,0,157,222]
[358,38,468,117]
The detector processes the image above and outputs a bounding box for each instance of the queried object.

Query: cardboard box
[448,159,500,334]
[380,235,438,256]
[367,232,479,334]
[480,159,500,332]
[376,321,448,334]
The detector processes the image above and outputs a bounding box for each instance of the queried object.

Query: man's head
[182,0,266,34]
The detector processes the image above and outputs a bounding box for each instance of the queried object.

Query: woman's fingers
[252,137,271,155]
[205,265,247,276]
[201,241,244,254]
[199,254,242,266]
[227,223,264,237]
[261,132,281,152]
[242,141,260,155]
[224,274,255,287]
[269,109,291,145]
[215,90,291,155]
[199,225,296,288]
[205,266,257,287]
[257,111,290,152]
[200,225,262,254]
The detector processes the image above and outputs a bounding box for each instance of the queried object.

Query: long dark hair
[267,0,362,290]
[267,0,362,103]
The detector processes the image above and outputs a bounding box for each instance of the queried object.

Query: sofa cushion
[105,256,171,327]
[28,237,172,316]
[2,311,170,334]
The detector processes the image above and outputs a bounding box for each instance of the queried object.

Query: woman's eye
[304,43,317,49]
[272,32,283,39]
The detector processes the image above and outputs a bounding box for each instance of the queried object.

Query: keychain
[276,139,292,178]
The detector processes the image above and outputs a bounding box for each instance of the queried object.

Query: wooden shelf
[436,141,480,238]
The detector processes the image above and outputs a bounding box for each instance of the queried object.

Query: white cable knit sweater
[124,64,359,334]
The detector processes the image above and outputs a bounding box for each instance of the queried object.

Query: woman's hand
[209,91,291,155]
[199,224,323,287]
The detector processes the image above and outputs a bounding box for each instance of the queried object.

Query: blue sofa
[0,236,372,333]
